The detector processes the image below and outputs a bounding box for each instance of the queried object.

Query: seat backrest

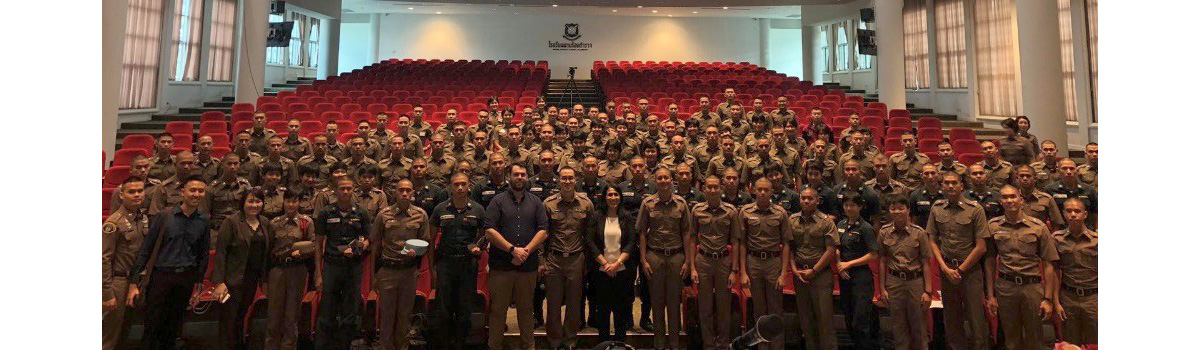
[200,111,226,122]
[952,139,982,154]
[121,134,155,152]
[103,166,131,188]
[112,149,149,167]
[165,122,193,135]
[916,127,943,141]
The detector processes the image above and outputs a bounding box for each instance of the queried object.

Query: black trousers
[841,266,881,350]
[592,266,635,342]
[436,256,479,350]
[317,259,362,350]
[218,273,262,350]
[140,267,200,350]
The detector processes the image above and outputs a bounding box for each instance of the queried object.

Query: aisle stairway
[817,82,1006,141]
[544,79,602,109]
[114,77,316,149]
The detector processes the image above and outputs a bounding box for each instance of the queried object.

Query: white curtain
[207,0,237,82]
[844,19,858,70]
[934,0,968,88]
[823,25,836,73]
[120,0,166,109]
[1057,0,1078,121]
[973,0,1019,117]
[1086,0,1097,121]
[903,0,931,89]
[168,0,205,81]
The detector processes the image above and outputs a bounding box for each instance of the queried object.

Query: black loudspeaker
[858,29,877,55]
[270,1,286,15]
[267,21,294,47]
[860,8,875,22]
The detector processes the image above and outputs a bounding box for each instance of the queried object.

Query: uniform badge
[103,222,118,234]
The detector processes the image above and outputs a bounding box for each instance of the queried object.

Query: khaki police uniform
[975,159,1013,192]
[740,203,791,350]
[788,211,840,350]
[937,160,969,178]
[207,177,253,245]
[989,215,1058,350]
[1076,164,1097,188]
[282,135,311,161]
[195,154,221,183]
[1021,190,1065,230]
[890,152,932,188]
[598,159,631,186]
[542,192,595,349]
[636,194,692,350]
[147,175,186,216]
[297,153,339,180]
[925,198,992,350]
[878,222,932,350]
[369,204,431,350]
[264,214,315,350]
[705,154,746,181]
[690,201,743,350]
[1052,228,1097,345]
[147,154,177,183]
[102,207,149,350]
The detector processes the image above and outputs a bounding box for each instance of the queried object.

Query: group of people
[102,89,1098,350]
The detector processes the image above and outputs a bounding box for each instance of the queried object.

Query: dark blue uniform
[430,199,487,350]
[314,203,371,350]
[837,218,881,349]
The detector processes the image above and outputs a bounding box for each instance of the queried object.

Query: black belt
[547,249,584,258]
[154,266,195,273]
[944,257,965,268]
[747,249,781,259]
[273,257,309,267]
[378,258,420,269]
[888,269,923,281]
[1061,284,1098,296]
[649,247,683,256]
[699,248,730,260]
[999,272,1041,285]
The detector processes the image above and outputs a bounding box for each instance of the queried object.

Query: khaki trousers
[1059,290,1098,345]
[942,264,990,350]
[102,277,132,350]
[375,266,419,350]
[545,253,585,348]
[793,269,837,350]
[487,269,538,350]
[646,250,685,350]
[265,264,308,350]
[695,253,733,350]
[745,255,784,350]
[885,276,929,350]
[996,278,1045,350]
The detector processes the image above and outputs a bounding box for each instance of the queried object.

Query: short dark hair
[884,193,908,208]
[182,175,207,187]
[122,176,146,186]
[842,192,865,206]
[283,188,302,200]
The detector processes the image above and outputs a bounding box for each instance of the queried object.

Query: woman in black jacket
[211,188,272,350]
[585,185,638,343]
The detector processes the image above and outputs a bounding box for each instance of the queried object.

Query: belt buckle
[757,251,769,260]
[1013,275,1025,284]
[1075,287,1086,296]
[708,251,721,260]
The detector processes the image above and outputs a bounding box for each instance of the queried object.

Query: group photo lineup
[98,0,1100,349]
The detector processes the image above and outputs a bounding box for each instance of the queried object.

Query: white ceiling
[342,0,856,19]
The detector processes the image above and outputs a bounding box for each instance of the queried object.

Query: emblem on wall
[563,23,581,41]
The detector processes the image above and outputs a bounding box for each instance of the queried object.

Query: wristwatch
[508,245,516,254]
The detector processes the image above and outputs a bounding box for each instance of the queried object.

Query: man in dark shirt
[431,173,488,350]
[128,175,211,350]
[483,163,550,350]
[313,177,373,350]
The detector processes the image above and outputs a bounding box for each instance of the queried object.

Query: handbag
[132,211,169,307]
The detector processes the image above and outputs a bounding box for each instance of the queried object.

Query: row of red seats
[252,94,539,113]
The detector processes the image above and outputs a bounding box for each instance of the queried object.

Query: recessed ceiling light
[652,10,658,13]
[612,9,617,12]
[723,7,729,10]
[692,11,698,14]
[407,7,414,10]
[668,14,673,17]
[552,4,558,7]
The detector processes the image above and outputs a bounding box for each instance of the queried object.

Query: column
[1069,0,1095,142]
[235,0,269,103]
[875,0,906,112]
[1015,0,1068,148]
[759,19,771,69]
[103,0,130,159]
[321,16,341,79]
[801,25,814,81]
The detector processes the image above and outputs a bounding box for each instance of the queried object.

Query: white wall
[767,19,804,79]
[338,13,373,74]
[370,13,763,78]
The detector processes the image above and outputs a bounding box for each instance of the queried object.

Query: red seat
[199,121,228,136]
[102,187,115,217]
[884,138,903,154]
[320,111,344,123]
[165,122,193,135]
[200,111,226,122]
[916,127,943,141]
[863,108,886,118]
[206,133,231,148]
[886,127,907,139]
[889,109,912,119]
[121,134,155,152]
[861,116,885,130]
[867,102,887,110]
[918,139,941,154]
[948,128,976,142]
[232,121,254,134]
[231,111,253,123]
[259,103,283,112]
[888,117,913,130]
[210,146,232,159]
[103,166,131,188]
[231,103,255,114]
[266,121,289,134]
[171,134,193,153]
[957,153,983,166]
[952,139,983,155]
[917,117,942,130]
[300,121,323,136]
[112,149,149,167]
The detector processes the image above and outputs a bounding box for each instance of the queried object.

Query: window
[903,0,930,88]
[973,0,1019,117]
[169,0,204,81]
[857,19,873,70]
[207,0,237,81]
[1057,0,1078,121]
[835,24,849,71]
[308,20,321,68]
[934,0,968,88]
[1086,0,1097,121]
[120,0,166,109]
[818,26,829,76]
[266,13,285,64]
[289,13,305,66]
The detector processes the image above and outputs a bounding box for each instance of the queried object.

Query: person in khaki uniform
[1051,198,1098,345]
[367,179,432,350]
[297,135,339,180]
[986,185,1060,350]
[636,167,693,350]
[876,193,935,350]
[688,175,743,350]
[976,141,1014,192]
[264,189,316,350]
[281,119,311,161]
[103,177,149,350]
[1077,142,1098,188]
[207,154,253,244]
[925,172,992,350]
[342,136,379,181]
[890,131,932,189]
[936,141,969,178]
[867,154,912,201]
[705,135,747,181]
[840,130,879,180]
[1013,165,1065,230]
[148,152,199,216]
[541,167,596,350]
[147,133,178,182]
[111,154,159,213]
[788,186,840,350]
[739,178,792,350]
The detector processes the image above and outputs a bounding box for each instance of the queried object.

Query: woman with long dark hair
[212,188,272,350]
[586,185,638,342]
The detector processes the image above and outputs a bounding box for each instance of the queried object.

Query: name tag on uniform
[531,187,543,192]
[482,190,496,196]
[623,192,635,197]
[327,218,341,223]
[440,214,456,220]
[837,228,846,233]
[1052,193,1068,198]
[918,200,930,206]
[836,194,844,199]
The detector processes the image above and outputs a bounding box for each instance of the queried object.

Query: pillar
[759,19,771,69]
[1015,0,1068,149]
[801,25,814,81]
[103,0,130,159]
[321,15,341,79]
[875,0,906,112]
[235,0,269,103]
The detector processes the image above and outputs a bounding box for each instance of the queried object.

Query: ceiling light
[652,10,658,13]
[692,11,698,14]
[668,14,673,17]
[723,7,729,10]
[552,4,558,7]
[436,11,442,14]
[638,6,643,8]
[612,9,617,12]
[407,7,414,10]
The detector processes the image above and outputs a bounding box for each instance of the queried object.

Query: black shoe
[534,317,545,329]
[640,318,655,333]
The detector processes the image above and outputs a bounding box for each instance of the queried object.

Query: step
[222,96,235,102]
[911,113,959,122]
[203,101,234,108]
[272,83,306,88]
[286,80,314,85]
[120,120,191,130]
[150,113,202,122]
[179,107,231,114]
[908,107,933,114]
[941,120,984,128]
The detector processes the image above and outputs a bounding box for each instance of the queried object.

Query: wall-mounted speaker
[860,8,875,23]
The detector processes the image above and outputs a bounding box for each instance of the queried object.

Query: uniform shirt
[975,159,1014,192]
[618,179,656,220]
[377,157,412,189]
[314,204,372,260]
[1077,164,1098,188]
[720,190,754,207]
[890,152,931,188]
[1021,190,1065,229]
[577,177,610,208]
[529,174,560,202]
[257,155,298,184]
[743,154,787,182]
[410,182,448,217]
[326,141,350,161]
[788,211,838,266]
[771,188,802,214]
[370,204,431,264]
[1043,182,1098,226]
[661,153,700,179]
[297,153,339,180]
[771,109,797,127]
[194,155,220,183]
[936,160,969,178]
[691,111,720,129]
[740,203,792,253]
[268,214,315,264]
[676,186,705,207]
[925,198,991,261]
[838,218,879,263]
[147,155,177,182]
[878,223,930,272]
[965,187,1004,218]
[989,215,1059,277]
[1029,159,1061,189]
[769,145,802,179]
[110,179,160,214]
[131,206,211,284]
[830,183,883,222]
[484,188,550,272]
[1051,228,1098,289]
[471,180,508,207]
[261,186,287,219]
[341,156,379,181]
[691,143,723,171]
[282,135,311,161]
[102,207,149,300]
[295,186,318,217]
[908,186,943,227]
[425,153,458,187]
[722,119,752,141]
[865,178,912,199]
[247,128,277,155]
[691,201,743,254]
[706,154,746,180]
[838,149,879,180]
[207,177,252,227]
[998,136,1036,166]
[544,193,595,254]
[635,194,692,251]
[430,199,487,258]
[799,183,840,217]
